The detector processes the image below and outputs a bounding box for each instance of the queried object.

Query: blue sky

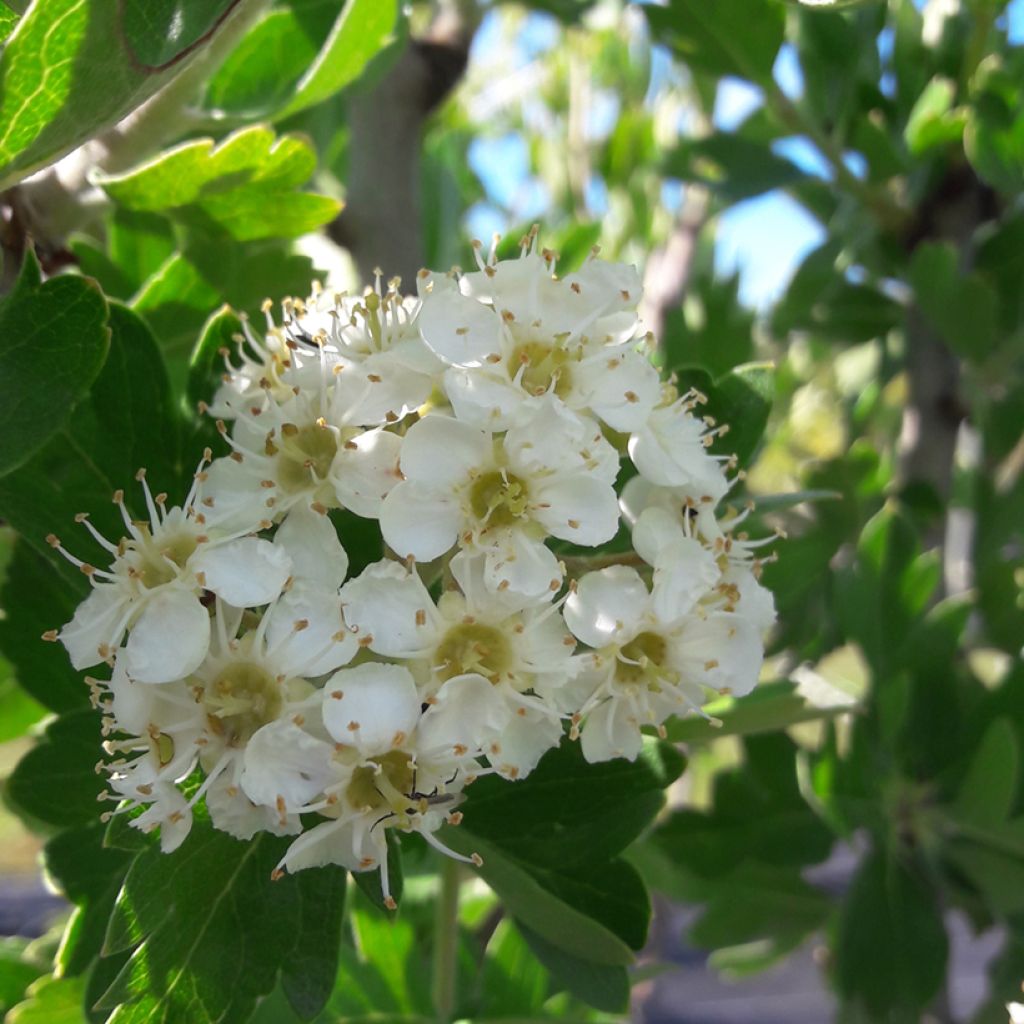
[465,1,1024,310]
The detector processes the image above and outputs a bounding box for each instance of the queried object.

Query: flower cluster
[46,231,776,905]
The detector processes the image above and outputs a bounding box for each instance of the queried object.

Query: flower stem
[432,856,461,1024]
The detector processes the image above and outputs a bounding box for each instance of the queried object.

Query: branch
[330,2,481,290]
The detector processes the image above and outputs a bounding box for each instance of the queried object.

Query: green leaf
[965,54,1024,194]
[206,0,399,120]
[0,666,47,743]
[187,306,242,413]
[277,0,401,119]
[119,0,239,69]
[46,823,133,976]
[442,831,638,966]
[689,863,830,976]
[478,919,550,1016]
[0,251,110,478]
[0,7,18,43]
[661,268,754,377]
[0,541,85,713]
[325,890,432,1021]
[645,0,785,85]
[456,737,684,867]
[99,819,345,1024]
[952,717,1019,827]
[7,975,88,1024]
[0,940,47,1018]
[664,679,855,743]
[663,134,804,201]
[109,210,177,296]
[96,126,341,242]
[905,76,967,154]
[0,0,246,188]
[675,362,775,468]
[132,239,320,392]
[6,709,104,827]
[908,242,998,360]
[517,921,630,1013]
[834,848,947,1016]
[653,733,833,878]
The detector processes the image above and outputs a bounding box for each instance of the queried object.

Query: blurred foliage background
[0,0,1022,1021]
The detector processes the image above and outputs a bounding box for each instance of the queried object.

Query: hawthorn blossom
[247,663,481,906]
[563,565,763,763]
[339,554,576,777]
[49,467,292,684]
[380,396,619,600]
[418,235,659,432]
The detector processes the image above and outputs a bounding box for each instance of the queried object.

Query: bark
[330,4,479,291]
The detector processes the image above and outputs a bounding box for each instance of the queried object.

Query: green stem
[431,856,461,1024]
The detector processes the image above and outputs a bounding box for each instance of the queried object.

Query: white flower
[628,390,731,501]
[51,467,292,683]
[340,555,577,777]
[200,391,402,532]
[418,240,659,432]
[259,663,481,907]
[564,565,763,762]
[380,397,620,600]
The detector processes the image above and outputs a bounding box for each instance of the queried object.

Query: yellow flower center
[469,470,529,528]
[435,621,512,684]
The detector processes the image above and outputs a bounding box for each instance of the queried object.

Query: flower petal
[419,287,502,367]
[481,530,562,602]
[123,585,210,683]
[532,473,620,546]
[265,583,357,677]
[339,560,438,657]
[398,414,489,487]
[322,662,421,755]
[59,585,129,670]
[275,502,349,590]
[380,482,461,561]
[331,427,402,518]
[192,536,292,607]
[417,673,510,757]
[241,720,336,810]
[564,566,648,649]
[580,698,642,763]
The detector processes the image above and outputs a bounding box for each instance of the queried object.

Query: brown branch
[329,3,480,290]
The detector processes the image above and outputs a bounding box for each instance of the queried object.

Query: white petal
[726,566,777,634]
[207,770,301,840]
[398,414,489,487]
[581,699,642,763]
[197,455,272,533]
[575,348,659,432]
[339,560,438,657]
[619,475,679,527]
[59,585,130,670]
[491,708,563,779]
[629,406,730,500]
[380,483,460,561]
[674,612,763,696]
[632,507,684,566]
[651,539,721,623]
[322,662,421,754]
[444,366,522,430]
[419,287,503,367]
[191,536,291,607]
[280,817,374,874]
[417,673,511,756]
[331,427,402,518]
[532,474,619,546]
[449,550,532,616]
[265,583,356,677]
[133,783,193,852]
[564,566,648,649]
[123,586,211,683]
[241,721,336,810]
[505,395,617,480]
[481,530,563,602]
[332,351,431,426]
[275,502,349,590]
